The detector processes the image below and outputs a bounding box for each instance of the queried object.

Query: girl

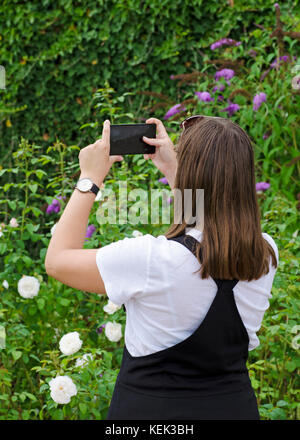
[45,116,278,420]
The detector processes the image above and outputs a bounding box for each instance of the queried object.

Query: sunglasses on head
[180,115,225,131]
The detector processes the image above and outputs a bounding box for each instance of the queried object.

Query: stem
[58,142,66,197]
[20,147,29,240]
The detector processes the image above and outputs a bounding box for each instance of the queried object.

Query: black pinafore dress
[106,234,260,420]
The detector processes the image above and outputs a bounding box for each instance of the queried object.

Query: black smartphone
[110,123,156,155]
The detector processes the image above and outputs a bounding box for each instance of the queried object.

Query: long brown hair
[165,117,277,281]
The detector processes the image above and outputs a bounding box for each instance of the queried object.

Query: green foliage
[0,0,299,421]
[1,0,298,152]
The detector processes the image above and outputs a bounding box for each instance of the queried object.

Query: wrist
[79,173,103,188]
[164,163,177,190]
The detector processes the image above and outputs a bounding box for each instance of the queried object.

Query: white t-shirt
[96,227,279,357]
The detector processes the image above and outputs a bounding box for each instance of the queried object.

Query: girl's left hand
[78,120,123,186]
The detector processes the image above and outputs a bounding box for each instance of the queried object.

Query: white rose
[18,275,40,299]
[49,375,77,404]
[50,223,57,235]
[75,353,93,368]
[105,321,122,342]
[103,299,122,315]
[132,230,143,237]
[59,331,83,355]
[291,325,300,350]
[2,280,9,289]
[9,218,19,228]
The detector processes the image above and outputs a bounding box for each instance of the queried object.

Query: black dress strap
[168,233,239,290]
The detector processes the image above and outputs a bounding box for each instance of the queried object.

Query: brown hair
[165,117,277,281]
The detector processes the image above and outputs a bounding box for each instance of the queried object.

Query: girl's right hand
[142,118,177,189]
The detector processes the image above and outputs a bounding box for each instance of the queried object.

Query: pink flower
[215,69,235,81]
[46,198,61,214]
[221,103,240,117]
[249,49,257,57]
[263,131,271,140]
[158,177,168,185]
[85,224,96,239]
[212,83,225,93]
[9,218,19,228]
[270,55,293,68]
[163,104,186,120]
[256,182,270,191]
[210,38,241,50]
[195,91,213,102]
[253,92,267,111]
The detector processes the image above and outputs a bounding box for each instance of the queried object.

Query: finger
[110,155,123,163]
[142,136,161,146]
[146,118,168,137]
[144,154,149,160]
[101,119,110,147]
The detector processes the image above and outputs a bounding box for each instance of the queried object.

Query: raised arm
[142,118,177,189]
[44,120,123,294]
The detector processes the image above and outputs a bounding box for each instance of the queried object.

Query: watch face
[78,178,92,192]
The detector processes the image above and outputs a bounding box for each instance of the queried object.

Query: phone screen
[110,123,156,155]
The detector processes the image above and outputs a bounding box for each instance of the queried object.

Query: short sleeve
[262,232,279,265]
[95,234,151,306]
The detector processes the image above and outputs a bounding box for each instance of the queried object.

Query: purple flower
[195,91,213,102]
[253,92,267,111]
[217,95,224,102]
[163,104,186,120]
[270,55,292,68]
[215,69,235,81]
[168,197,173,205]
[46,198,61,214]
[249,49,257,58]
[274,3,279,8]
[212,83,225,93]
[256,182,270,191]
[221,103,240,117]
[158,177,168,185]
[86,224,96,238]
[97,324,106,334]
[210,38,241,50]
[263,131,271,140]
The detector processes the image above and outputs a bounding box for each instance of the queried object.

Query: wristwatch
[74,178,99,196]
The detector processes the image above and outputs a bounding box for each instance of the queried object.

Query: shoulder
[96,233,153,260]
[262,232,279,264]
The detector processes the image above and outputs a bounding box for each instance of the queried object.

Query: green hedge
[0,0,298,153]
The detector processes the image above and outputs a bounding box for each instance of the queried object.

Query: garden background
[0,0,299,420]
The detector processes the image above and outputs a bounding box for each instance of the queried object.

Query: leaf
[31,207,43,218]
[28,305,37,316]
[26,224,35,234]
[79,403,87,414]
[7,200,17,210]
[37,298,45,310]
[59,298,70,306]
[29,184,38,194]
[0,243,7,255]
[36,170,47,179]
[286,360,297,372]
[25,392,37,401]
[277,400,288,407]
[12,350,22,361]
